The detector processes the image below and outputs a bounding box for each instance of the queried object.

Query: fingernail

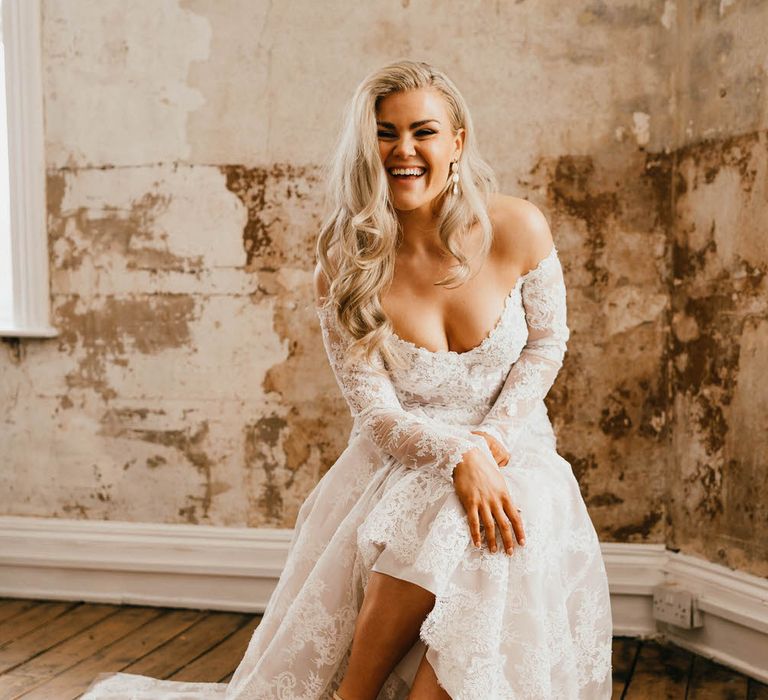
[520,538,526,545]
[506,547,513,555]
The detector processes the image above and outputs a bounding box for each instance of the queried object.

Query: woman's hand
[471,430,510,467]
[453,447,525,555]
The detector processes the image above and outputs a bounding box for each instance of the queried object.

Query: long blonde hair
[315,59,499,370]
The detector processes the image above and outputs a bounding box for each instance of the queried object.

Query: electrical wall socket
[652,583,703,629]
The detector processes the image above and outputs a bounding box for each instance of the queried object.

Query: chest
[382,260,522,355]
[382,289,529,413]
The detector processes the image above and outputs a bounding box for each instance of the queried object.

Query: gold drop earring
[451,159,460,196]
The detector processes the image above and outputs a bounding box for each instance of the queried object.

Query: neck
[395,197,447,257]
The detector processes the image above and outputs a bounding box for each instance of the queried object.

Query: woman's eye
[376,129,437,139]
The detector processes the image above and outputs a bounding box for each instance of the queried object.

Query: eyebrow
[375,119,441,128]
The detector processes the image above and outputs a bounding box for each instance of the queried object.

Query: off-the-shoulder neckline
[315,244,559,359]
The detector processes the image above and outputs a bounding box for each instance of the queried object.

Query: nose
[391,134,417,159]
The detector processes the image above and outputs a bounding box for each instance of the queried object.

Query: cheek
[425,147,449,176]
[378,139,393,158]
[427,162,448,185]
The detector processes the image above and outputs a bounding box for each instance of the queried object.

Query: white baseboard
[0,516,766,681]
[601,542,666,637]
[656,552,768,682]
[0,516,292,612]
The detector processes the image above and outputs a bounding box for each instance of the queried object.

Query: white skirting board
[0,516,766,681]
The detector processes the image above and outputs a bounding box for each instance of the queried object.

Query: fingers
[468,498,525,556]
[471,430,510,468]
[467,504,482,548]
[502,497,526,546]
[491,501,517,554]
[491,443,510,468]
[457,451,522,555]
[490,446,506,467]
[478,502,498,553]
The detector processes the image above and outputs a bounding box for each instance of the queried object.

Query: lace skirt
[82,429,612,700]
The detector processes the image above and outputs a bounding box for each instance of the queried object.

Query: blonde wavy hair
[315,59,499,370]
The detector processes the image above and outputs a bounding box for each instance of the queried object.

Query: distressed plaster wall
[667,0,768,576]
[0,1,765,577]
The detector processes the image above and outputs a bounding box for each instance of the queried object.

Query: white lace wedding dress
[82,244,613,699]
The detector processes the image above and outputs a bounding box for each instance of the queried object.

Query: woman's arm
[314,268,486,484]
[473,242,570,457]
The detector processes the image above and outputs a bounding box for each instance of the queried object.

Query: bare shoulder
[488,194,555,273]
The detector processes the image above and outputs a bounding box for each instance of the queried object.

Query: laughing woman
[82,59,612,700]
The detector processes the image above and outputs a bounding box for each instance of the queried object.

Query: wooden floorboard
[749,678,768,699]
[611,636,640,699]
[623,639,693,698]
[19,609,207,700]
[0,603,78,646]
[0,604,119,675]
[687,654,749,699]
[0,602,37,627]
[0,599,766,699]
[118,611,251,679]
[165,616,261,683]
[1,606,162,699]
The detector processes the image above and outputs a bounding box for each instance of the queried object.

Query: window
[0,12,10,324]
[0,0,57,338]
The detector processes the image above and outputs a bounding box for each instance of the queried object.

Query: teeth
[390,167,425,176]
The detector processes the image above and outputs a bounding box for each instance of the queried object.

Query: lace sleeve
[315,303,484,483]
[474,244,570,455]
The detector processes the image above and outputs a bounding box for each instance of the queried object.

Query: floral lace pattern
[81,244,613,700]
[314,300,487,484]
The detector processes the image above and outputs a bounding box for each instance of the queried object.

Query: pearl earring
[451,160,460,196]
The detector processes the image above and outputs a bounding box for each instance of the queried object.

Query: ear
[453,127,465,160]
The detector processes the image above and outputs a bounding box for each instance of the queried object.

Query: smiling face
[376,87,464,215]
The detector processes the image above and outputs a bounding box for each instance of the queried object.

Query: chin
[392,193,437,212]
[393,202,420,212]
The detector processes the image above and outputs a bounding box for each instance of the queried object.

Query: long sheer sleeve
[474,244,570,455]
[315,303,484,483]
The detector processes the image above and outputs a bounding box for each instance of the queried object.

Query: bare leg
[408,648,451,699]
[337,571,435,700]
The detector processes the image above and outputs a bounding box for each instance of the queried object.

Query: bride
[83,59,612,699]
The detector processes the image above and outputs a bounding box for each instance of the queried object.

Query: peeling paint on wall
[56,295,197,401]
[220,164,322,269]
[523,144,671,545]
[668,129,768,576]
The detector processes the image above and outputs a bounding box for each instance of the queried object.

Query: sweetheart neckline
[387,278,523,358]
[314,245,558,360]
[387,245,557,358]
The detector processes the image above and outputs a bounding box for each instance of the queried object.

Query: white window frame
[1,0,57,338]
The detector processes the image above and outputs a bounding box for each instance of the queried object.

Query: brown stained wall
[669,131,768,575]
[664,0,768,578]
[0,1,766,577]
[523,148,672,543]
[1,162,336,528]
